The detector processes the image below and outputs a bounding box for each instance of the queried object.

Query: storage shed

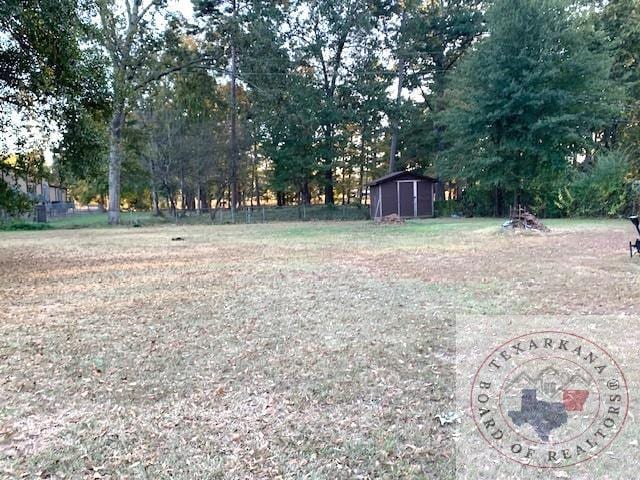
[368,171,436,219]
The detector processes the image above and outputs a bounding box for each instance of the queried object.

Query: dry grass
[454,315,639,480]
[0,218,638,479]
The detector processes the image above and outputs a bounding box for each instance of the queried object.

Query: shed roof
[367,170,437,187]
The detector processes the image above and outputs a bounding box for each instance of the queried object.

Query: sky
[3,0,401,163]
[168,0,195,21]
[3,0,196,163]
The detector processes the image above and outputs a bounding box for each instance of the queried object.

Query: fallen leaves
[0,220,636,477]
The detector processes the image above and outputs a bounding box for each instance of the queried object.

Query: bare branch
[133,56,218,91]
[125,0,132,25]
[96,1,122,64]
[138,0,163,22]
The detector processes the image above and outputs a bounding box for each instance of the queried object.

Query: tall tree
[387,4,408,173]
[292,0,388,204]
[441,0,617,211]
[388,0,484,173]
[95,0,202,224]
[599,0,640,169]
[195,0,253,216]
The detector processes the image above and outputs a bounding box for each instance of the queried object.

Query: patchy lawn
[0,219,638,479]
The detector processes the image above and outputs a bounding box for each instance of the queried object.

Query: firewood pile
[502,206,549,232]
[376,213,405,224]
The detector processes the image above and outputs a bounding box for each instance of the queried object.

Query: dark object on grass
[171,237,185,241]
[629,216,640,258]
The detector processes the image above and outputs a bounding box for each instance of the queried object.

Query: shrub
[0,221,51,231]
[556,151,631,217]
[434,200,458,217]
[0,179,33,216]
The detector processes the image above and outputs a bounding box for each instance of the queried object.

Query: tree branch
[133,56,218,91]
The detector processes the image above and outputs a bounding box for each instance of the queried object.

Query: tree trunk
[107,106,125,225]
[432,51,447,168]
[301,181,310,205]
[252,138,261,207]
[389,55,405,173]
[388,11,407,173]
[179,155,185,214]
[228,0,239,220]
[210,195,223,221]
[170,194,176,215]
[148,158,161,216]
[324,169,334,204]
[359,124,367,205]
[200,186,209,213]
[152,189,160,216]
[324,125,334,204]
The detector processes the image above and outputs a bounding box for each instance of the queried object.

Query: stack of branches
[503,205,550,232]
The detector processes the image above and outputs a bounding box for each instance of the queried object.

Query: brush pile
[502,206,549,232]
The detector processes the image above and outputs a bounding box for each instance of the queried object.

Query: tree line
[1,0,639,222]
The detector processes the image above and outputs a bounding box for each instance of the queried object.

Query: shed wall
[369,175,435,218]
[416,181,433,216]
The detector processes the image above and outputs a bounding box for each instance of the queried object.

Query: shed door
[397,181,417,217]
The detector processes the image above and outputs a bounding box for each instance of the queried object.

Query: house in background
[368,171,436,220]
[1,161,73,216]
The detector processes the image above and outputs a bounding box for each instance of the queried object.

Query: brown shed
[368,171,436,219]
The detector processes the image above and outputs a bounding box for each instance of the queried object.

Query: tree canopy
[440,0,619,214]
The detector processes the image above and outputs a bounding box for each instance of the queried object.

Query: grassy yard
[0,219,638,479]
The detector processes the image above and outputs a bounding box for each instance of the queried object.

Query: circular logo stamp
[470,331,629,468]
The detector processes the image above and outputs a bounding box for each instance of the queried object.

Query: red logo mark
[562,389,589,411]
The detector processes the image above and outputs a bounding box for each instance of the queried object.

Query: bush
[0,220,51,231]
[458,186,497,217]
[556,151,631,217]
[434,200,458,217]
[0,179,33,216]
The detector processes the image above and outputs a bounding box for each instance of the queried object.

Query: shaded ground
[0,219,637,479]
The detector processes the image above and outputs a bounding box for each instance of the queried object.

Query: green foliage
[0,152,44,215]
[556,151,631,217]
[1,0,111,210]
[458,185,498,217]
[397,0,485,166]
[441,0,619,208]
[0,0,82,110]
[54,47,111,199]
[599,0,640,166]
[133,67,229,212]
[0,179,33,216]
[0,219,51,231]
[434,200,458,217]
